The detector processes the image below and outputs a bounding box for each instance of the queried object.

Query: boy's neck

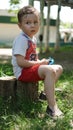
[22,31,33,40]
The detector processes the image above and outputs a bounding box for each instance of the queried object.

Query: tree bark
[0,76,38,102]
[17,81,38,102]
[29,0,34,6]
[39,0,45,53]
[0,76,16,98]
[45,1,50,52]
[55,0,61,51]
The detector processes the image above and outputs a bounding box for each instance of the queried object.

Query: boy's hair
[17,5,40,23]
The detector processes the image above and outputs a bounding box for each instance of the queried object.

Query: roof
[36,0,73,8]
[47,0,73,8]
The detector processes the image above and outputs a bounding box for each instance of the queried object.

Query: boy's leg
[50,64,63,83]
[38,65,63,117]
[39,64,63,100]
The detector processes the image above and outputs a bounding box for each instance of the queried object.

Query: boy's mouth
[31,30,35,32]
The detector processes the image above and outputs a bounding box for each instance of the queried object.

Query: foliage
[9,0,21,9]
[9,0,20,5]
[60,21,72,29]
[0,64,13,77]
[0,69,73,130]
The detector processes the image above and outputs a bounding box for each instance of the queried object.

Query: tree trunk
[55,0,61,51]
[0,76,39,102]
[39,0,45,53]
[0,76,17,98]
[45,1,50,52]
[29,0,34,6]
[17,81,38,102]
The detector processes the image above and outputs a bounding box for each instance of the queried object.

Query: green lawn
[0,46,73,130]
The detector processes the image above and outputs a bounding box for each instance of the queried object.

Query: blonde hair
[17,5,40,23]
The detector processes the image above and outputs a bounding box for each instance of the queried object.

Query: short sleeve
[13,34,28,57]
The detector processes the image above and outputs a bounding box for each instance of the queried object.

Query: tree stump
[0,76,39,101]
[0,76,17,98]
[17,81,38,102]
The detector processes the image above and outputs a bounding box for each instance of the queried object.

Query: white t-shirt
[12,31,36,79]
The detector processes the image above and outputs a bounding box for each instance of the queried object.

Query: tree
[44,0,50,52]
[29,0,34,6]
[9,0,21,9]
[39,0,45,53]
[9,0,34,8]
[55,0,61,51]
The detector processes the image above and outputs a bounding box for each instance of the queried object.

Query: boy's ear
[18,22,22,29]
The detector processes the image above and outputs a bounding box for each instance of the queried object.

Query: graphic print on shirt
[25,40,38,61]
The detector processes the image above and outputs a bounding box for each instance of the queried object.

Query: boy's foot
[39,91,46,100]
[46,105,63,119]
[39,88,62,101]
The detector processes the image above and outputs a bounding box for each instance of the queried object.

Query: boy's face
[18,13,40,38]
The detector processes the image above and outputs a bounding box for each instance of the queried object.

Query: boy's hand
[39,59,49,65]
[39,58,54,65]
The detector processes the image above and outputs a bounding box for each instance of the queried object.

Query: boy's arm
[16,54,48,68]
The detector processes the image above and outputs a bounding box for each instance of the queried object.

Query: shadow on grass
[0,93,73,130]
[0,46,73,129]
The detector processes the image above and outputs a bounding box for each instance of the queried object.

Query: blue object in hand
[48,57,54,65]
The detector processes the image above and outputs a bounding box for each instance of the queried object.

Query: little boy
[12,5,63,118]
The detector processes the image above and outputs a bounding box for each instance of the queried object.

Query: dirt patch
[52,51,73,70]
[39,51,73,70]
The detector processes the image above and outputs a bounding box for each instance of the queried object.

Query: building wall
[0,23,20,46]
[0,9,56,47]
[44,26,56,43]
[0,23,56,46]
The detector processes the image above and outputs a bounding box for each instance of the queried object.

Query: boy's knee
[49,68,56,78]
[52,69,57,77]
[58,65,63,73]
[43,67,55,77]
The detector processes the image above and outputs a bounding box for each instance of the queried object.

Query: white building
[0,9,20,47]
[0,9,56,47]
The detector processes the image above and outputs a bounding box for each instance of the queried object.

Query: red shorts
[18,64,43,82]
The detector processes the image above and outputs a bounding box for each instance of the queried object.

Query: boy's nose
[31,23,34,27]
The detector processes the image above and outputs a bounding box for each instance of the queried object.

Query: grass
[0,64,13,77]
[0,46,73,130]
[0,70,73,130]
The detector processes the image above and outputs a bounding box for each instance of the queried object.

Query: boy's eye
[26,22,31,24]
[34,21,38,24]
[25,21,38,25]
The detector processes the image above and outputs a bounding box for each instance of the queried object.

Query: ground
[0,48,73,130]
[38,47,73,70]
[0,47,73,70]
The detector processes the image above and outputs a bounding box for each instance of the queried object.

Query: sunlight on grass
[0,46,73,130]
[0,69,73,130]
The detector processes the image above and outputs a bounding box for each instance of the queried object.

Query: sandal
[39,91,46,100]
[46,105,63,119]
